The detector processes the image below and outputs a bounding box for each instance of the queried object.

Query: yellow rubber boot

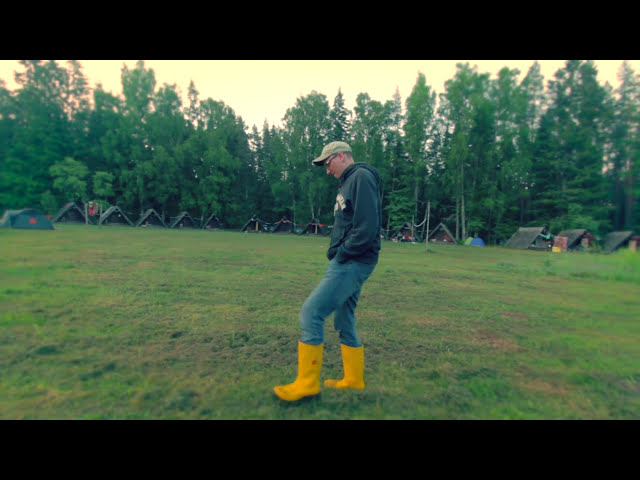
[324,344,365,389]
[274,341,323,401]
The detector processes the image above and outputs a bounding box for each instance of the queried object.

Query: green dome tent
[0,209,55,229]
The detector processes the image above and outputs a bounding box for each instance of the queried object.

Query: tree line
[1,60,638,243]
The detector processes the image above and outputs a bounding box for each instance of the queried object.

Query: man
[274,141,382,402]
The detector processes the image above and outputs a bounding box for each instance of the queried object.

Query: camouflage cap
[312,141,352,166]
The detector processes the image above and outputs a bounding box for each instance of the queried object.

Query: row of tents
[49,203,335,235]
[53,203,330,234]
[383,222,638,253]
[0,204,335,236]
[240,217,331,235]
[243,218,479,242]
[2,205,638,253]
[0,207,475,245]
[503,226,639,253]
[49,203,224,230]
[389,221,484,245]
[3,203,332,236]
[0,204,223,230]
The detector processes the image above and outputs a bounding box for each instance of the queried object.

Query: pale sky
[1,60,638,130]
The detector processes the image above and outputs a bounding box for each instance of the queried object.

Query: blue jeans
[300,258,377,347]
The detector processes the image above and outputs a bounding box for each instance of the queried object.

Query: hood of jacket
[340,162,381,188]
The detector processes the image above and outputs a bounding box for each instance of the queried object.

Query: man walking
[274,141,382,402]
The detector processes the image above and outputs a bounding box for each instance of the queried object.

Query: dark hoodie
[327,162,382,264]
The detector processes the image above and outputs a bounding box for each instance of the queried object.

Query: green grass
[1,224,639,419]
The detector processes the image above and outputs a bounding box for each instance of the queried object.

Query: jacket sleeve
[335,171,379,263]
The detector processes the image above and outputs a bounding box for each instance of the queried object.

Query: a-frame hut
[169,211,198,229]
[504,226,547,250]
[135,209,166,228]
[392,222,414,242]
[241,216,269,233]
[555,229,595,251]
[270,217,296,234]
[427,222,456,244]
[202,214,223,230]
[98,206,133,226]
[301,219,330,236]
[602,231,636,253]
[52,202,86,224]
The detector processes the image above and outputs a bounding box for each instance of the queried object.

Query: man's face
[324,152,348,179]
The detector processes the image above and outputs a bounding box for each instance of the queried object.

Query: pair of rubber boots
[273,341,364,402]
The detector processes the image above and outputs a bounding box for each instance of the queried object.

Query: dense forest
[1,60,638,243]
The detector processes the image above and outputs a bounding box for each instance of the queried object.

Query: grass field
[1,224,639,419]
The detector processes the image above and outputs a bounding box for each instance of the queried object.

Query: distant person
[273,141,382,402]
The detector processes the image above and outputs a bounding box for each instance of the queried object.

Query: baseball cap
[312,141,352,166]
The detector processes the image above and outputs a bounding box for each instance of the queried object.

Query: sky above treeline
[1,60,637,130]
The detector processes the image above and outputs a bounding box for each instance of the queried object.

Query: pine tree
[608,61,640,230]
[329,88,351,142]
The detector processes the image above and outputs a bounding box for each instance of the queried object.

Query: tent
[468,236,486,246]
[0,208,54,230]
[555,229,595,250]
[202,213,223,230]
[169,211,198,229]
[301,219,330,236]
[51,202,86,224]
[427,222,456,244]
[504,226,548,250]
[602,231,635,253]
[241,216,269,233]
[271,217,296,234]
[135,209,166,228]
[391,222,415,242]
[98,206,134,226]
